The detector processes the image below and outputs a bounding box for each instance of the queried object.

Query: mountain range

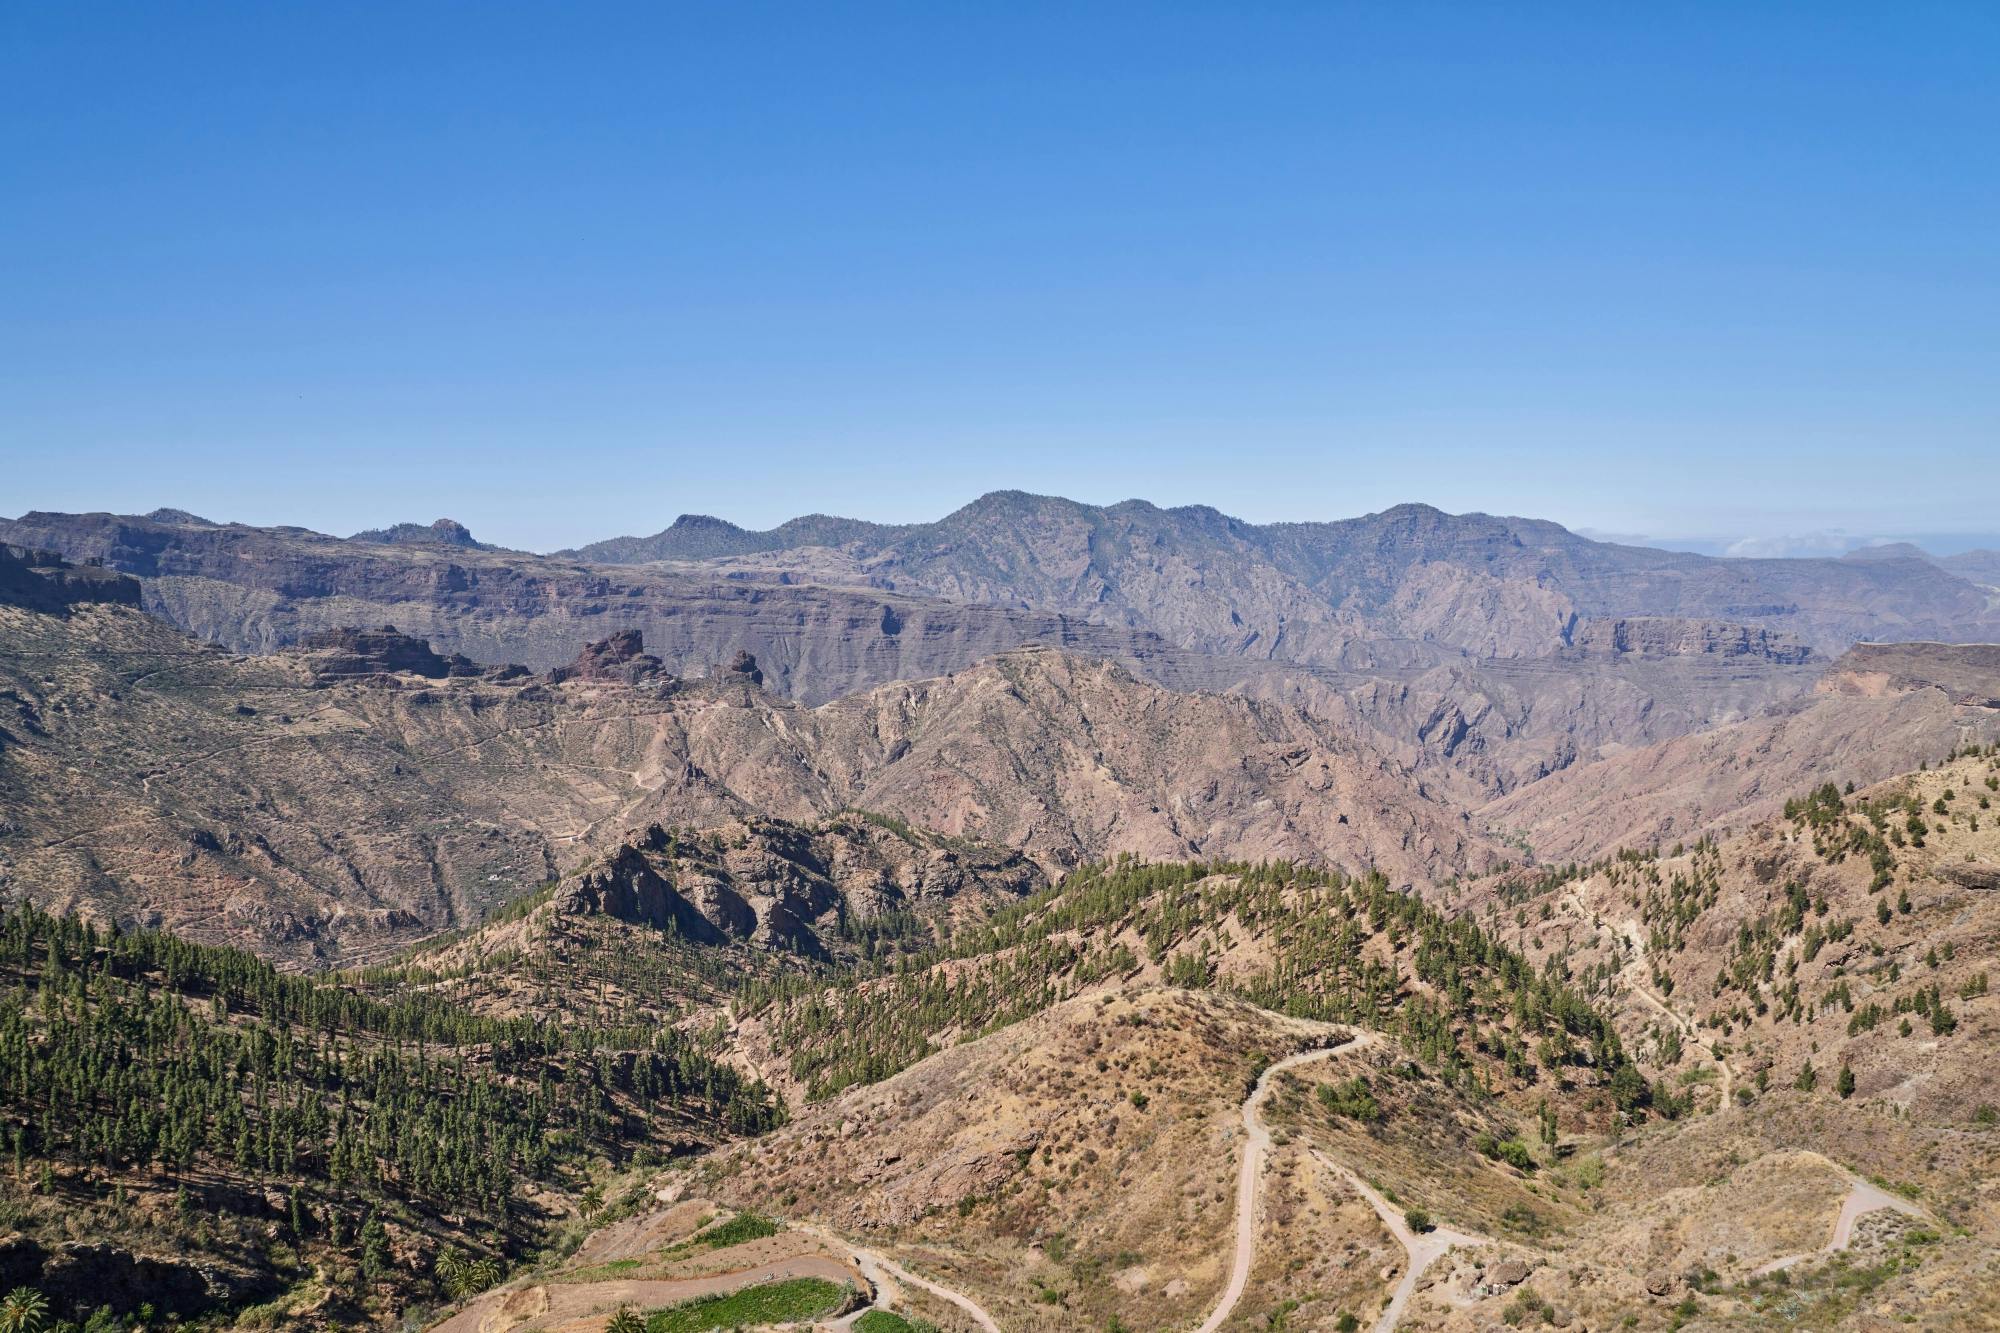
[2,495,1999,1331]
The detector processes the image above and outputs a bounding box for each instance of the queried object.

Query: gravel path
[1193,1034,1380,1333]
[1749,1171,1931,1277]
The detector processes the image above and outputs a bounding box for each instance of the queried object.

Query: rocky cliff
[1817,640,2000,707]
[0,544,142,613]
[0,509,1190,704]
[0,605,1482,963]
[553,815,1044,957]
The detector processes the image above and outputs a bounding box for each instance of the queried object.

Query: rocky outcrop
[546,629,670,685]
[0,1233,278,1320]
[1937,862,2000,891]
[1819,641,2000,707]
[1563,616,1814,664]
[556,842,732,942]
[0,544,141,613]
[292,624,483,680]
[554,816,1045,956]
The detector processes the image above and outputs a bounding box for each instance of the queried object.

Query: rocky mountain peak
[142,508,215,526]
[348,517,483,548]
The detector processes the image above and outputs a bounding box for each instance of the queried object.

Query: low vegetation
[741,857,1651,1110]
[641,1277,849,1331]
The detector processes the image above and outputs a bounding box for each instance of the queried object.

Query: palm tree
[606,1305,645,1333]
[434,1247,466,1296]
[437,1248,504,1301]
[0,1287,49,1333]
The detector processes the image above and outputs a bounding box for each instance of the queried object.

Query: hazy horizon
[8,490,1999,563]
[7,5,1997,553]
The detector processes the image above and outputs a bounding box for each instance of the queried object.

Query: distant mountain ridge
[4,497,1988,809]
[0,589,1485,962]
[564,490,2000,656]
[566,511,910,563]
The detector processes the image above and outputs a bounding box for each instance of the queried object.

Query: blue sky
[3,3,1997,553]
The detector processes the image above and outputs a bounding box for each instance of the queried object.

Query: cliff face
[0,606,1483,964]
[0,510,1187,704]
[1561,616,1815,663]
[9,502,1989,707]
[1818,641,2000,707]
[553,815,1044,957]
[293,625,488,680]
[0,507,1872,808]
[0,544,142,613]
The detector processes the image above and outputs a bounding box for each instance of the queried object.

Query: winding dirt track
[1566,892,1734,1103]
[1194,1035,1380,1333]
[1749,1168,1932,1277]
[806,1224,1001,1332]
[1309,1151,1486,1333]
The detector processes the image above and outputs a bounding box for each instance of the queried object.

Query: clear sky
[4,3,1997,553]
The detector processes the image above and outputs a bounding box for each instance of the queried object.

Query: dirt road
[1193,1034,1377,1333]
[1749,1168,1931,1277]
[807,1225,1001,1333]
[429,1254,862,1333]
[1308,1151,1484,1333]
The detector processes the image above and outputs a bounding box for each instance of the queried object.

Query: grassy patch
[562,1213,786,1284]
[679,1210,781,1252]
[645,1278,849,1332]
[855,1311,943,1333]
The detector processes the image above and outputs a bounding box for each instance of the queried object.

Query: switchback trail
[1566,891,1734,1105]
